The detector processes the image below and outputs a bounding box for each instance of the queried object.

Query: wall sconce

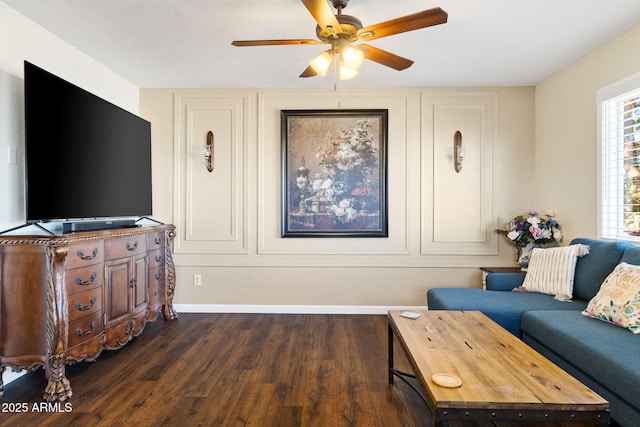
[454,130,465,173]
[205,131,214,172]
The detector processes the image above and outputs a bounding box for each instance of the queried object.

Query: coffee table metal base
[433,408,609,425]
[388,323,428,405]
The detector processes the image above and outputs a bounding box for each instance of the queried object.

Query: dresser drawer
[66,264,104,295]
[148,277,160,306]
[66,241,104,269]
[148,267,164,305]
[68,288,103,321]
[148,248,164,268]
[147,231,165,250]
[68,311,103,348]
[105,235,147,260]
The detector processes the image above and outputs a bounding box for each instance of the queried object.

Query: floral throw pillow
[582,262,640,334]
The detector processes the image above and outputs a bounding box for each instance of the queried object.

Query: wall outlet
[193,274,202,286]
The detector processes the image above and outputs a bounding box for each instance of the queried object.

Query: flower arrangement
[302,119,379,224]
[316,119,378,176]
[496,211,563,248]
[328,198,358,224]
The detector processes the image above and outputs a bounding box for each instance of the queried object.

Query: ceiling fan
[231,0,448,80]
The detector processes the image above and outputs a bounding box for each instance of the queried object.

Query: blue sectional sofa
[427,238,640,427]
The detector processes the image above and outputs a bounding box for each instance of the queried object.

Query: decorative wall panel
[421,93,498,255]
[174,94,248,253]
[256,93,412,257]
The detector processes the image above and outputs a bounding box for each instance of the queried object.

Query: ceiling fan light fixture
[341,46,364,69]
[231,1,449,81]
[339,62,359,80]
[309,51,333,76]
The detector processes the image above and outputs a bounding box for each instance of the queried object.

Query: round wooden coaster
[431,373,462,388]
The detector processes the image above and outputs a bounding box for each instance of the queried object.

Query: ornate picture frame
[281,109,388,237]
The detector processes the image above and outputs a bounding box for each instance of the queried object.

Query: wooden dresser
[0,224,177,402]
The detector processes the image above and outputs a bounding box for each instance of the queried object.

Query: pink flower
[529,225,542,239]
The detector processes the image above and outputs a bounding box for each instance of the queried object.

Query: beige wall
[535,24,640,240]
[144,25,640,313]
[140,22,640,311]
[0,1,140,232]
[141,87,536,310]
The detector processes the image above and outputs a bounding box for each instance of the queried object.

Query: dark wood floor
[2,313,430,426]
[1,313,604,427]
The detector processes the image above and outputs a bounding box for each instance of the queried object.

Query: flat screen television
[24,61,153,233]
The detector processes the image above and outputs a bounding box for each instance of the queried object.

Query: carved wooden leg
[44,245,72,401]
[43,355,72,402]
[161,251,178,320]
[162,300,179,320]
[162,230,179,320]
[162,276,179,319]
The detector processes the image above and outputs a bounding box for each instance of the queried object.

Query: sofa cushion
[426,288,587,336]
[582,262,640,333]
[570,238,632,301]
[620,244,640,265]
[522,310,640,427]
[520,244,590,301]
[485,272,526,291]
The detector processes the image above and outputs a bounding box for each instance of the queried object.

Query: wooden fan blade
[301,0,342,35]
[358,44,414,71]
[357,7,447,41]
[232,39,321,47]
[300,65,318,78]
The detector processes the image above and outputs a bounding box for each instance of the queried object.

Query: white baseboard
[173,304,427,315]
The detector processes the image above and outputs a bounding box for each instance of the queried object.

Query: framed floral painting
[281,109,388,237]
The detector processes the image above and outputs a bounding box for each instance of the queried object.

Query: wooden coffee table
[388,310,609,426]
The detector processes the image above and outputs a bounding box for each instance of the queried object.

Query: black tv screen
[24,61,152,226]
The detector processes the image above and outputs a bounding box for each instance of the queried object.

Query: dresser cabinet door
[132,253,148,315]
[105,258,132,328]
[104,254,148,324]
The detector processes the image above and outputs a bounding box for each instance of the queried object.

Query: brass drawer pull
[154,237,162,245]
[77,248,98,260]
[75,321,96,336]
[155,271,163,280]
[126,241,138,251]
[155,255,162,262]
[129,278,137,288]
[75,297,96,311]
[75,272,97,286]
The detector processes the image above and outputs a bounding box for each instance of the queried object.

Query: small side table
[480,266,523,290]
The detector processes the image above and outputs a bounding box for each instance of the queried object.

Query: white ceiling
[4,0,640,89]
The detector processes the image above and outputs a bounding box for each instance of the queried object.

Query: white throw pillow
[518,244,590,301]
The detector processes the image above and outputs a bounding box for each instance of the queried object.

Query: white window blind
[599,82,640,240]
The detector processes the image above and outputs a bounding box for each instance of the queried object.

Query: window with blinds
[599,79,640,240]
